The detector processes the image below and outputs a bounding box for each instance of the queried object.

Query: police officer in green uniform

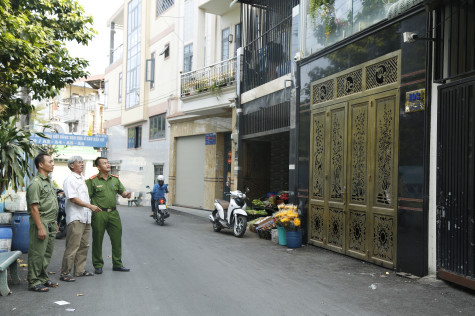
[26,153,58,292]
[86,157,131,274]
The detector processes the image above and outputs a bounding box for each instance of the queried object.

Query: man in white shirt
[60,156,101,282]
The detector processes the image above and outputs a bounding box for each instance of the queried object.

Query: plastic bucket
[0,225,12,253]
[277,226,287,246]
[12,211,30,253]
[285,230,302,248]
[0,212,12,225]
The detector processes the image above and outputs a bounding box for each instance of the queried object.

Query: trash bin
[12,211,29,253]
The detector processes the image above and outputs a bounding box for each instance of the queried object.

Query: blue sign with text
[205,133,216,145]
[30,132,108,147]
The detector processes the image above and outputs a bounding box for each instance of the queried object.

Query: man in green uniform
[86,157,131,274]
[26,153,58,292]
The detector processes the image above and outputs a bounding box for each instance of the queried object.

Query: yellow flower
[294,218,301,227]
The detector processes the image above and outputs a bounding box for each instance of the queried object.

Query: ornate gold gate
[309,52,400,269]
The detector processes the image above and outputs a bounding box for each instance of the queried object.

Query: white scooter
[209,190,248,238]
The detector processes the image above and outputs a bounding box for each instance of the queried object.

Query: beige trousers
[61,221,91,277]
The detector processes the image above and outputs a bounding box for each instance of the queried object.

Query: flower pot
[285,230,302,248]
[277,226,286,246]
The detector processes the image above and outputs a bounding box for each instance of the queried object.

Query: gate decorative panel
[312,113,325,199]
[349,211,366,253]
[375,96,396,207]
[373,215,394,261]
[337,69,363,98]
[310,205,324,242]
[328,208,344,248]
[330,109,345,201]
[312,79,334,104]
[350,103,368,203]
[366,57,398,90]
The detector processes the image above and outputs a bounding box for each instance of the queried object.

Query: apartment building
[169,0,241,209]
[104,0,179,204]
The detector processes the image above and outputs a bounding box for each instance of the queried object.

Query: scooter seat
[217,199,230,210]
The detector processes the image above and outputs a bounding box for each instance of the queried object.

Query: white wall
[106,120,169,206]
[428,80,439,275]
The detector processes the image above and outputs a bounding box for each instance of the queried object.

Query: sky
[66,0,123,76]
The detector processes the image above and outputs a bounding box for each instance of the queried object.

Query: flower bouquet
[273,204,301,232]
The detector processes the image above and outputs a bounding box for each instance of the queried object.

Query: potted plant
[273,204,302,248]
[0,118,46,193]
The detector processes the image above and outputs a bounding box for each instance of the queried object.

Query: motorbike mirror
[146,185,150,189]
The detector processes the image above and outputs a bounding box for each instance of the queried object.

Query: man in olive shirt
[26,153,58,292]
[86,157,131,274]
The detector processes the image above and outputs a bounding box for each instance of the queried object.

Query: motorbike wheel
[212,210,221,232]
[155,212,164,226]
[233,215,247,238]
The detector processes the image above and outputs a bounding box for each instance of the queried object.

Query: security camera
[294,52,301,61]
[403,32,418,43]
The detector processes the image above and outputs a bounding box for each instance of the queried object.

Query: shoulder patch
[111,174,119,178]
[89,175,98,180]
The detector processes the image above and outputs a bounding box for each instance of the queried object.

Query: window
[118,73,122,102]
[104,81,109,108]
[235,23,241,54]
[146,53,155,88]
[160,43,170,59]
[184,44,193,73]
[156,0,173,17]
[68,121,78,133]
[127,125,142,148]
[149,114,166,139]
[154,164,164,183]
[222,28,230,61]
[126,0,141,109]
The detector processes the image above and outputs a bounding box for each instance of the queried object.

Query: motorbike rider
[151,175,169,218]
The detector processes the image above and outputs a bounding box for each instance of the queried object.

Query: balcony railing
[107,44,123,66]
[181,57,236,98]
[242,16,292,93]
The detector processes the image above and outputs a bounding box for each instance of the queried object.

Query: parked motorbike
[146,186,169,226]
[209,190,248,238]
[56,189,67,239]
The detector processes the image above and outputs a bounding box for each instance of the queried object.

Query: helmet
[157,175,164,181]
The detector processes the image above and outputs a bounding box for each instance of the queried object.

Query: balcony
[242,16,292,93]
[198,0,237,15]
[180,57,236,98]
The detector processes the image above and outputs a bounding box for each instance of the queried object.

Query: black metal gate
[437,78,475,290]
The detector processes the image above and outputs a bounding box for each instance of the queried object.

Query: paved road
[1,206,475,315]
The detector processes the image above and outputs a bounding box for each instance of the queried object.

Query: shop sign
[405,89,425,113]
[30,132,107,147]
[205,133,216,145]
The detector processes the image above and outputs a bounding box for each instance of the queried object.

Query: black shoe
[94,267,103,274]
[112,266,130,272]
